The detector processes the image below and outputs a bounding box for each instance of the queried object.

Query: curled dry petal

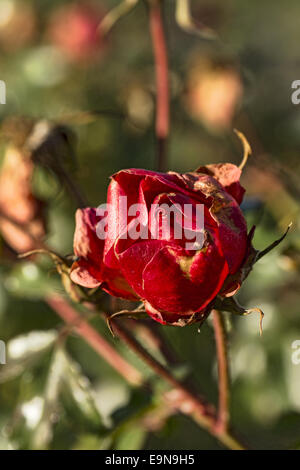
[196,163,245,204]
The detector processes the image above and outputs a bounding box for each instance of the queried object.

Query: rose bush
[70,164,250,325]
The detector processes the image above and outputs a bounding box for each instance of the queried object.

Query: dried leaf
[234,129,252,170]
[215,296,264,336]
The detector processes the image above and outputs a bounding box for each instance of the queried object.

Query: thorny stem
[212,310,230,433]
[149,0,169,171]
[108,315,213,415]
[103,314,247,450]
[45,293,246,448]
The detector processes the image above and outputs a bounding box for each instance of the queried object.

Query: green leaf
[61,351,104,430]
[71,433,109,450]
[0,330,58,383]
[115,423,146,450]
[4,262,60,299]
[31,345,67,449]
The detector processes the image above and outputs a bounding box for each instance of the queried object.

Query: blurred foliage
[0,0,300,450]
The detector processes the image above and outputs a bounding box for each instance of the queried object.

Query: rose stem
[149,0,169,172]
[45,294,245,448]
[149,0,234,441]
[105,315,246,450]
[212,310,230,433]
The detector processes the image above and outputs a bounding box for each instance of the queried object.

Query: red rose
[70,165,248,325]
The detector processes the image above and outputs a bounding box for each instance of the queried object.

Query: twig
[149,0,169,171]
[212,310,230,433]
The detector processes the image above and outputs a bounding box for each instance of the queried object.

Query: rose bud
[47,1,104,64]
[70,165,251,326]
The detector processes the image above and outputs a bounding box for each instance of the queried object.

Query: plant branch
[104,313,246,450]
[212,309,230,433]
[149,0,169,171]
[108,315,213,417]
[46,295,246,448]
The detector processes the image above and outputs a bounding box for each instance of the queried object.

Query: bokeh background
[0,0,300,450]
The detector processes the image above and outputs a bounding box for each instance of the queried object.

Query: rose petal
[115,239,165,297]
[101,266,140,300]
[196,163,245,204]
[73,207,104,261]
[142,244,229,315]
[182,173,247,273]
[72,207,135,298]
[70,259,101,288]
